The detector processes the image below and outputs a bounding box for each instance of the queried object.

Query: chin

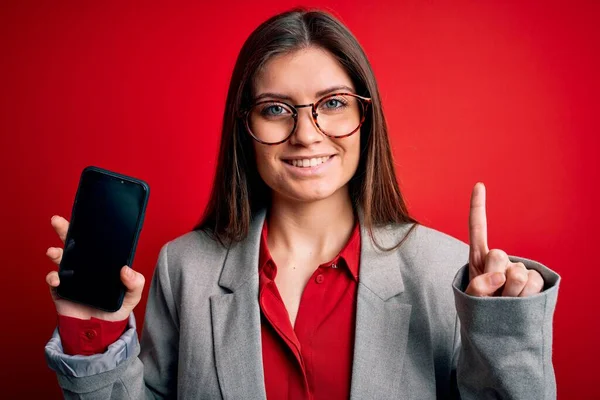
[278,182,346,204]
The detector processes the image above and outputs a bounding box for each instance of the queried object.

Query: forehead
[253,46,354,99]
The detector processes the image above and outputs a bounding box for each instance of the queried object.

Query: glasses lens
[248,102,295,144]
[316,94,363,137]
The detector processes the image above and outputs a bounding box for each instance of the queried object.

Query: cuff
[452,256,560,334]
[46,313,139,378]
[59,314,129,356]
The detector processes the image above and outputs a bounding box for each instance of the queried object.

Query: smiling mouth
[283,155,333,168]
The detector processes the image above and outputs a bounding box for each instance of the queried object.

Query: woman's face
[251,46,362,204]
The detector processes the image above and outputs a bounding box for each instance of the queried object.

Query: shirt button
[315,274,325,284]
[84,329,97,340]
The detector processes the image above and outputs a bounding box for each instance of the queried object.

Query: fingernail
[51,216,56,222]
[125,266,133,278]
[490,272,505,286]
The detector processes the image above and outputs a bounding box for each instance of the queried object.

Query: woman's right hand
[45,215,146,322]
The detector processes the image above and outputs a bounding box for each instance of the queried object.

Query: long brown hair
[195,8,418,250]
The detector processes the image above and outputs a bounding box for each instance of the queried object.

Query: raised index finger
[469,182,489,260]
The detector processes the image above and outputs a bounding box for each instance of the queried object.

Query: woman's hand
[465,183,544,297]
[45,215,145,321]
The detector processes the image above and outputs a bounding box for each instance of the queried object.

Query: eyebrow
[254,85,356,102]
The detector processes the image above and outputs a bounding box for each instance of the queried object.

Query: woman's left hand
[465,182,544,297]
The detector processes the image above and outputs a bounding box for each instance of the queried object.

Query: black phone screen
[58,167,149,312]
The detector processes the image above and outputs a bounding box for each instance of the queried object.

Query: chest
[271,254,342,326]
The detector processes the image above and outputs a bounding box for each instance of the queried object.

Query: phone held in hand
[57,166,150,312]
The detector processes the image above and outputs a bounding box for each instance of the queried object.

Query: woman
[45,8,559,399]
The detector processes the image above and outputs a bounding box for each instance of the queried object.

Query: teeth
[289,156,331,168]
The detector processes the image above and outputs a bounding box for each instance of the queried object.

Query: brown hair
[195,8,418,250]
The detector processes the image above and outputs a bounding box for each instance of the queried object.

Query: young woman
[45,8,560,399]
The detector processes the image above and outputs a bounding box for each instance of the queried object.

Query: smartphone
[57,166,150,312]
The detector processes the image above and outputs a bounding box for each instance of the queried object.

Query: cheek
[342,136,361,174]
[254,147,267,171]
[253,146,281,185]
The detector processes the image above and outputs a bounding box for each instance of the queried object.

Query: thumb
[120,266,145,310]
[465,272,506,297]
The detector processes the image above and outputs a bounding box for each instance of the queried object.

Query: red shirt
[59,220,361,400]
[259,220,361,400]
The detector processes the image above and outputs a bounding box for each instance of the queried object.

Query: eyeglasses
[242,92,372,145]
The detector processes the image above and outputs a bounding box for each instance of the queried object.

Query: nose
[289,106,323,146]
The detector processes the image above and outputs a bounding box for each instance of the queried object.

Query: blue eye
[320,97,348,110]
[267,105,283,115]
[261,103,290,117]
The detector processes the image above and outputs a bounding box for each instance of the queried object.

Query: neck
[267,186,355,260]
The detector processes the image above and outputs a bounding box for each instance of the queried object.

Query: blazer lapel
[350,222,414,400]
[210,209,267,400]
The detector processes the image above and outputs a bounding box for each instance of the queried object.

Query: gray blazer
[46,209,560,399]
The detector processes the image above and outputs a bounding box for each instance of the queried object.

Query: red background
[1,0,598,398]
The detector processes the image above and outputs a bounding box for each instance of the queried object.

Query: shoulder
[371,222,468,263]
[154,229,229,293]
[371,222,469,288]
[160,229,228,266]
[401,223,469,267]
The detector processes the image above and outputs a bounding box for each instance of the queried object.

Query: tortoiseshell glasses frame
[241,92,372,145]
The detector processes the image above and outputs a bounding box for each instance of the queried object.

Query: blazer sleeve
[45,243,179,399]
[450,256,560,399]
